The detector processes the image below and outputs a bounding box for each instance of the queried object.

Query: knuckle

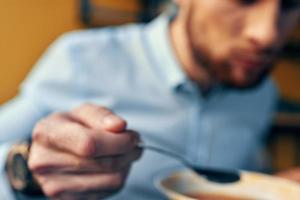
[28,156,47,173]
[27,156,38,172]
[32,112,65,141]
[43,182,63,198]
[78,135,96,157]
[28,146,43,172]
[32,121,47,141]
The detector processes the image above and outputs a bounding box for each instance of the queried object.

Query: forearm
[0,95,49,199]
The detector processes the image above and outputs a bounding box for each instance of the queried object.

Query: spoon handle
[137,142,241,183]
[137,142,190,166]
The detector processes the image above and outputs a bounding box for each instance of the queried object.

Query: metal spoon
[137,142,240,184]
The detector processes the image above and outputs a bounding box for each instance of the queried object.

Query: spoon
[137,142,240,184]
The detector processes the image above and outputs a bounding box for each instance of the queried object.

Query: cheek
[189,3,245,63]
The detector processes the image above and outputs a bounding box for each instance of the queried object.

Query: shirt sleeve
[20,33,79,110]
[0,32,77,199]
[0,32,75,142]
[0,96,50,199]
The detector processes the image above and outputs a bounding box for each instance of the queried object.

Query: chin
[222,75,269,91]
[223,63,273,90]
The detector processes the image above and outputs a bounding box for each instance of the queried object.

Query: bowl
[156,169,300,200]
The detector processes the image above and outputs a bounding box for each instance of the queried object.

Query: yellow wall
[273,60,300,102]
[272,28,300,102]
[92,0,140,11]
[0,0,82,104]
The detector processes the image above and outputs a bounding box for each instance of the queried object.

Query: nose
[244,2,280,50]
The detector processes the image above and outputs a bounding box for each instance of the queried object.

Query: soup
[188,193,254,200]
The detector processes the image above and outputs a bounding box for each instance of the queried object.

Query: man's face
[178,0,300,88]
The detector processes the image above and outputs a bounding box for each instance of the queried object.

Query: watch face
[8,143,44,196]
[12,153,29,183]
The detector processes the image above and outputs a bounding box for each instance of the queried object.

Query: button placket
[192,103,213,167]
[185,86,209,166]
[186,86,222,168]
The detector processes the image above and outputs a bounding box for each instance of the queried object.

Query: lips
[234,57,267,71]
[232,51,272,72]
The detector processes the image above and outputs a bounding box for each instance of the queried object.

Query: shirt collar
[144,13,189,91]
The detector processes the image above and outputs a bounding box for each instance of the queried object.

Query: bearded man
[1,0,300,199]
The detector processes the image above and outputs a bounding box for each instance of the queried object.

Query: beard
[184,5,275,91]
[221,64,274,91]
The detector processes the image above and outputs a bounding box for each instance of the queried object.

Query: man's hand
[28,103,142,199]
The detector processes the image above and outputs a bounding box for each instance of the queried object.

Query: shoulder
[23,23,146,85]
[53,23,145,55]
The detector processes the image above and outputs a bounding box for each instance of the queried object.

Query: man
[1,0,300,199]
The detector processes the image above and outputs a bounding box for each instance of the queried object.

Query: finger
[54,191,112,200]
[32,113,98,157]
[29,143,142,174]
[33,114,139,157]
[65,148,142,174]
[70,103,127,132]
[36,169,129,198]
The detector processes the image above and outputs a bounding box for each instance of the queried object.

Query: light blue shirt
[0,14,277,199]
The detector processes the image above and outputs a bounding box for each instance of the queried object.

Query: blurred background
[0,0,299,172]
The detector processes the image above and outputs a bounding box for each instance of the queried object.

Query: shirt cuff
[0,142,17,200]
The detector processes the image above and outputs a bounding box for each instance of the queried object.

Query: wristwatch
[5,141,44,196]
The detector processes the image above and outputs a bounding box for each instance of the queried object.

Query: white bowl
[156,169,300,200]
